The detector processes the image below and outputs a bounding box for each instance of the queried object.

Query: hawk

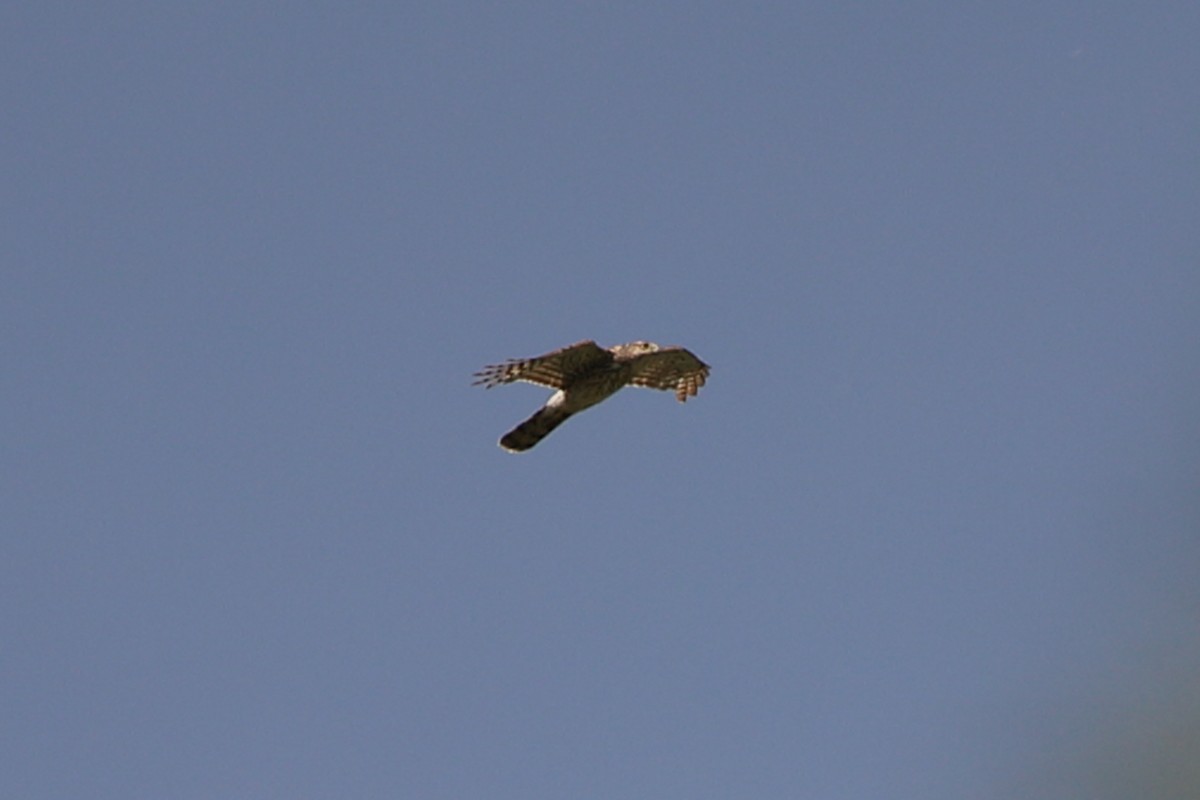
[473,340,710,452]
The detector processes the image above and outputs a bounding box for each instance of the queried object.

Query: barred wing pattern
[472,340,612,390]
[474,339,709,451]
[626,347,710,402]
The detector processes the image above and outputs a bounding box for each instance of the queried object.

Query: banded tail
[499,406,573,452]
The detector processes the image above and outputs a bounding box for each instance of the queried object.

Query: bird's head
[623,341,660,355]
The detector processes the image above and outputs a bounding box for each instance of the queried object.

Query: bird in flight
[473,339,710,452]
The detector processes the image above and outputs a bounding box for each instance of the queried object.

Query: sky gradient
[4,4,1198,798]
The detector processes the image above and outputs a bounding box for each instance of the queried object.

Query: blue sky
[4,3,1198,798]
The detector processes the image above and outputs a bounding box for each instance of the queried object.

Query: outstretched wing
[472,340,613,390]
[627,346,711,402]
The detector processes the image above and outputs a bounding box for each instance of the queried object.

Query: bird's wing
[627,346,711,402]
[472,340,613,390]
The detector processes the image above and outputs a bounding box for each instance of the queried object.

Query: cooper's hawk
[473,340,710,452]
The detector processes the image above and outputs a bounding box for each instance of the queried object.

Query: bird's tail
[500,406,572,452]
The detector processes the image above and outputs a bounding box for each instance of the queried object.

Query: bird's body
[473,340,710,452]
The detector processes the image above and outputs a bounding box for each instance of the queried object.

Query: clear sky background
[4,4,1198,798]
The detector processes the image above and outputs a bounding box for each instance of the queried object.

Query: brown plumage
[473,340,710,452]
